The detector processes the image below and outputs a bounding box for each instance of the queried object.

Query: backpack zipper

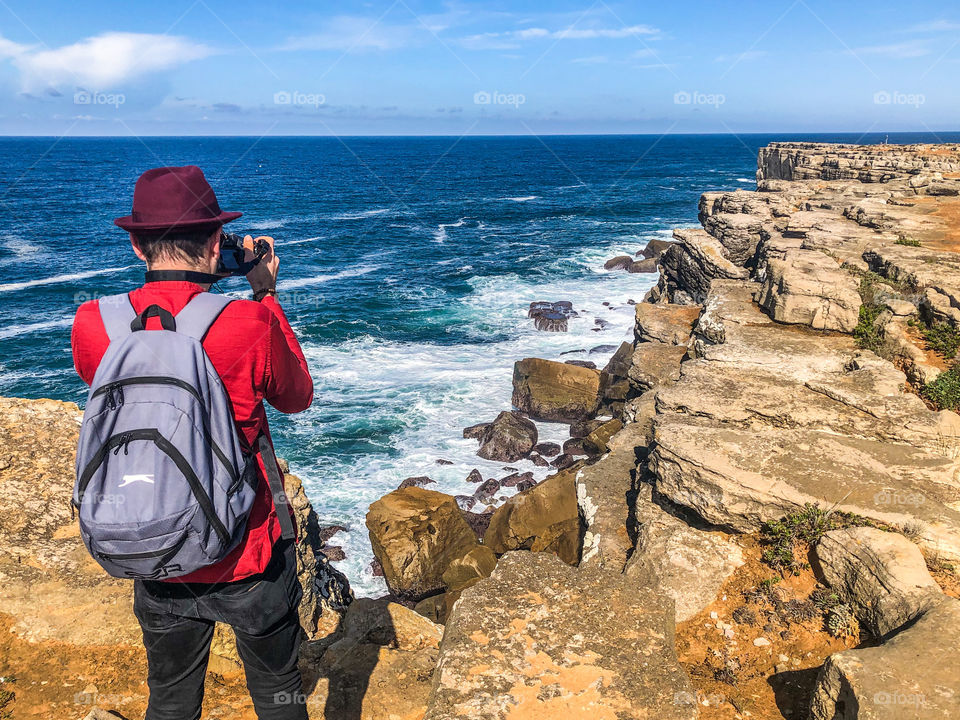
[92,376,238,486]
[96,533,188,561]
[77,428,230,547]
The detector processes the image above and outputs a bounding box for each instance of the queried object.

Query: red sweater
[71,281,314,582]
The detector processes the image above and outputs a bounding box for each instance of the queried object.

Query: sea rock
[473,477,500,504]
[597,341,633,416]
[423,552,697,720]
[474,411,538,463]
[398,475,435,491]
[551,453,578,470]
[561,437,586,456]
[366,488,480,600]
[640,237,674,259]
[533,441,561,457]
[465,468,484,483]
[634,302,702,345]
[485,465,582,565]
[813,527,943,638]
[512,357,601,423]
[461,508,494,541]
[534,312,568,332]
[626,486,744,622]
[628,257,659,273]
[462,422,489,440]
[581,417,623,456]
[499,470,534,487]
[756,249,861,332]
[603,255,634,270]
[569,417,605,438]
[652,227,749,304]
[809,597,960,720]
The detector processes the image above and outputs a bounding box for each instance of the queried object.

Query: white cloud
[715,50,767,63]
[852,40,931,58]
[281,15,426,52]
[462,24,659,50]
[5,32,212,89]
[906,19,960,33]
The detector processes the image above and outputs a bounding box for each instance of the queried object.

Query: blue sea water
[1,131,955,595]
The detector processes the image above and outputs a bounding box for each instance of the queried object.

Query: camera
[217,232,269,276]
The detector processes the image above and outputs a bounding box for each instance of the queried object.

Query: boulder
[397,475,435,491]
[462,422,488,440]
[366,488,480,600]
[512,358,600,423]
[634,302,702,345]
[626,486,744,622]
[473,477,500,504]
[756,249,861,332]
[813,527,942,638]
[533,441,561,457]
[604,255,634,270]
[640,237,675,259]
[423,552,697,720]
[809,597,960,720]
[653,227,749,304]
[465,468,484,483]
[628,342,687,393]
[569,417,605,438]
[582,417,623,456]
[484,466,582,565]
[627,257,659,273]
[598,341,634,415]
[474,411,538,463]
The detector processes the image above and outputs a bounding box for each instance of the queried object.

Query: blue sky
[0,0,958,135]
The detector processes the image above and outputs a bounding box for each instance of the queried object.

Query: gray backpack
[73,292,293,580]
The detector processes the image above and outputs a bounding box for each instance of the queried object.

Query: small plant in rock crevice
[895,235,922,247]
[910,320,960,359]
[921,365,960,411]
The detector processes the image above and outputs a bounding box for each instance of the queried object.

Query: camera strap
[145,270,223,285]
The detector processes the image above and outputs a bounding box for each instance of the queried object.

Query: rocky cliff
[3,142,960,720]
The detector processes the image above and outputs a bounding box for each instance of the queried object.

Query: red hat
[114,165,241,232]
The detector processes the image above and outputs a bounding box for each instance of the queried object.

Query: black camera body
[217,232,269,276]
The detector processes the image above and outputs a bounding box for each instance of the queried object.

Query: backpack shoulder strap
[257,434,296,540]
[98,293,137,343]
[174,293,234,341]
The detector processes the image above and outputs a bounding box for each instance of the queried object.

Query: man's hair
[133,225,219,265]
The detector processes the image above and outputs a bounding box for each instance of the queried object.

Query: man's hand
[244,235,279,295]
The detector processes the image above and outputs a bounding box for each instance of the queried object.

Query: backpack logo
[119,473,155,488]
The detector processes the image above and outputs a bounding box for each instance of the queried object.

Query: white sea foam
[279,263,380,290]
[293,240,657,596]
[432,218,468,244]
[0,316,72,340]
[329,208,392,221]
[501,195,539,202]
[0,265,134,294]
[736,177,754,183]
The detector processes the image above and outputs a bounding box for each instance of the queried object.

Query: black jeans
[133,540,308,720]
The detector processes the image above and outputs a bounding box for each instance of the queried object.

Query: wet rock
[552,453,578,470]
[499,471,535,487]
[322,546,345,562]
[485,466,582,565]
[590,344,617,354]
[604,255,634,270]
[534,312,568,332]
[424,552,697,720]
[462,422,489,440]
[366,488,480,601]
[561,437,586,456]
[461,508,494,541]
[435,458,454,465]
[528,452,549,467]
[398,475,435,491]
[465,468,484,483]
[474,410,538,463]
[564,359,597,369]
[640,237,675,259]
[512,357,601,423]
[533,441,561,457]
[628,257,659,273]
[813,526,943,637]
[473,478,500,504]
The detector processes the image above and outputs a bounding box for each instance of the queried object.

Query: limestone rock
[628,342,687,393]
[756,249,861,332]
[582,417,623,456]
[634,302,702,345]
[653,227,749,304]
[628,257,659,273]
[626,486,744,622]
[474,411,538,463]
[424,552,697,720]
[809,597,960,720]
[640,237,674,259]
[484,466,581,565]
[512,358,600,423]
[813,527,942,638]
[366,488,480,600]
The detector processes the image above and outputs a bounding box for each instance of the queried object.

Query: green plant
[895,235,922,247]
[922,365,960,411]
[826,604,859,638]
[760,504,879,574]
[917,322,960,359]
[853,302,884,351]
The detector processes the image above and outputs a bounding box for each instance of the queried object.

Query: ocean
[1,131,951,596]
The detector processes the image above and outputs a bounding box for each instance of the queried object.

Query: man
[71,165,314,720]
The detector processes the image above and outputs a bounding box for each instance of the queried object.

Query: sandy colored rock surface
[511,357,601,423]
